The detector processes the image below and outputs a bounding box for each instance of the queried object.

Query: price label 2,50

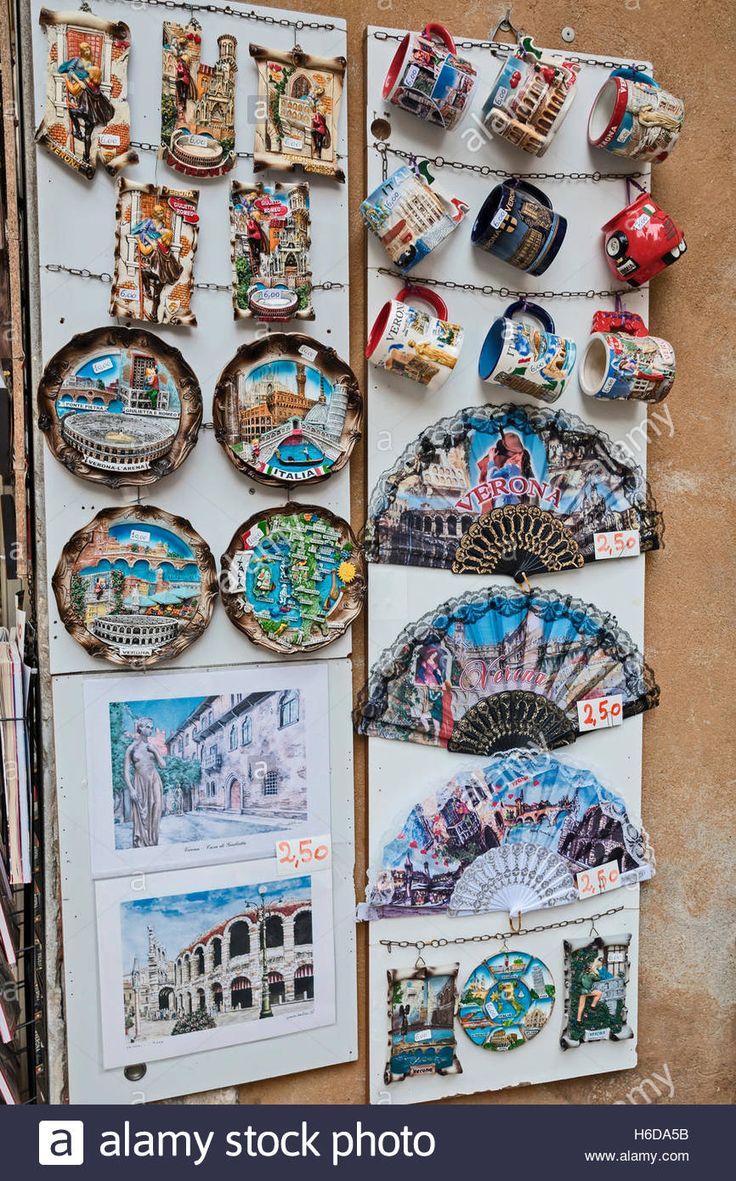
[275,834,331,877]
[594,529,641,560]
[577,695,624,732]
[576,859,621,899]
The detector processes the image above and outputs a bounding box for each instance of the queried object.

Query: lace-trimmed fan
[364,404,663,582]
[358,749,655,921]
[354,585,659,754]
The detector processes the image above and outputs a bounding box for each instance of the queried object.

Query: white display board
[365,28,654,1104]
[26,0,357,1103]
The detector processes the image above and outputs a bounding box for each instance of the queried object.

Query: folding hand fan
[354,585,659,754]
[364,403,663,582]
[359,748,654,920]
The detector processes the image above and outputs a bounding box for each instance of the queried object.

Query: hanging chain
[370,29,648,72]
[376,267,639,301]
[378,906,626,954]
[43,263,344,293]
[117,0,336,32]
[373,142,647,185]
[129,143,346,162]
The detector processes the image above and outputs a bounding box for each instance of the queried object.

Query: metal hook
[589,917,602,939]
[508,912,523,935]
[491,8,522,43]
[614,292,624,314]
[414,941,427,970]
[518,572,533,594]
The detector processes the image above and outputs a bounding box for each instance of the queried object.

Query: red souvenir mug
[602,192,686,287]
[366,285,464,390]
[382,24,478,131]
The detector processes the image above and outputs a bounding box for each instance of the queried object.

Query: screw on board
[561,27,576,43]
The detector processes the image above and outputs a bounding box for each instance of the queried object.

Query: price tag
[275,833,331,877]
[594,529,641,560]
[576,859,621,899]
[577,695,623,732]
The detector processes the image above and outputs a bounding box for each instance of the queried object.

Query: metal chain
[118,0,336,32]
[43,263,345,293]
[370,29,647,71]
[129,142,345,162]
[373,142,647,185]
[378,906,626,953]
[376,267,640,301]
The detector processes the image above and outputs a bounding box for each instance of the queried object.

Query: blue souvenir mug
[479,301,577,404]
[471,179,567,276]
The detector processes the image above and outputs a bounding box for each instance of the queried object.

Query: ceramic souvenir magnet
[459,951,555,1050]
[161,17,237,178]
[230,181,313,321]
[213,334,362,486]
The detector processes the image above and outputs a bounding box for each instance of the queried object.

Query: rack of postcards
[22,0,359,1103]
[359,22,682,1103]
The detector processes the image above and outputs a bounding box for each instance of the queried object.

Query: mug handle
[512,178,553,209]
[422,23,457,53]
[610,66,659,88]
[504,299,555,334]
[397,284,449,321]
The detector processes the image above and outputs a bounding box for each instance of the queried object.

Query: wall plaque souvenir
[385,963,462,1083]
[249,43,346,181]
[580,310,676,403]
[459,951,555,1050]
[110,180,200,326]
[161,17,237,178]
[472,179,567,275]
[366,285,464,390]
[52,505,217,668]
[602,193,686,287]
[213,334,362,486]
[35,7,137,180]
[37,325,202,487]
[589,68,684,162]
[382,24,477,131]
[220,506,366,655]
[0,1045,21,1105]
[230,180,313,321]
[561,934,633,1048]
[354,585,660,755]
[481,36,579,156]
[364,403,663,580]
[361,164,468,273]
[479,301,576,403]
[359,749,654,920]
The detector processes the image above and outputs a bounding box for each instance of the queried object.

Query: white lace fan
[448,844,578,920]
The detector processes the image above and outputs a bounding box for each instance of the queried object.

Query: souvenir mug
[580,311,675,403]
[366,285,464,390]
[360,164,468,273]
[382,24,478,131]
[602,192,686,287]
[481,37,579,156]
[471,179,567,275]
[588,68,684,162]
[479,301,576,403]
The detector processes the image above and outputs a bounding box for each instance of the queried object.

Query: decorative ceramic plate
[38,326,202,487]
[459,951,555,1051]
[220,505,366,654]
[213,334,362,486]
[52,505,217,668]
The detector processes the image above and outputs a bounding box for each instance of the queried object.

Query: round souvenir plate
[459,950,555,1050]
[213,333,362,486]
[38,326,202,487]
[52,505,217,668]
[220,504,366,654]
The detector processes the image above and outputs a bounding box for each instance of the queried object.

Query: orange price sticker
[576,859,621,899]
[594,529,641,560]
[275,833,331,877]
[576,694,624,732]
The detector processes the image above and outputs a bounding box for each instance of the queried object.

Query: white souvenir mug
[479,301,577,404]
[382,23,478,131]
[579,311,676,403]
[366,285,465,390]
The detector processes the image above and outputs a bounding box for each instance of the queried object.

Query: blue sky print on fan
[365,404,663,580]
[359,750,654,920]
[354,585,659,756]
